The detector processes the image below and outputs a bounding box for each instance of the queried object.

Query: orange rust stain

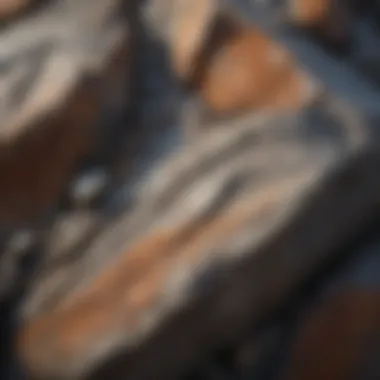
[171,0,353,116]
[197,23,314,114]
[282,289,380,380]
[176,13,316,115]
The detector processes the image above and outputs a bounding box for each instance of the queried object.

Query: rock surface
[0,1,379,380]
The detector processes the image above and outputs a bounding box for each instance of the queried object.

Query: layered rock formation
[0,1,379,380]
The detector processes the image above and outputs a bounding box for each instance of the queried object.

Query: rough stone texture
[17,100,380,379]
[0,1,380,380]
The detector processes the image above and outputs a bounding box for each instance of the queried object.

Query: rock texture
[0,1,379,380]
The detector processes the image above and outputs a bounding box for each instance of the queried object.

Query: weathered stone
[0,2,379,380]
[17,97,380,379]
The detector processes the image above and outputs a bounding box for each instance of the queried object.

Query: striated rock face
[16,101,380,380]
[0,1,380,380]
